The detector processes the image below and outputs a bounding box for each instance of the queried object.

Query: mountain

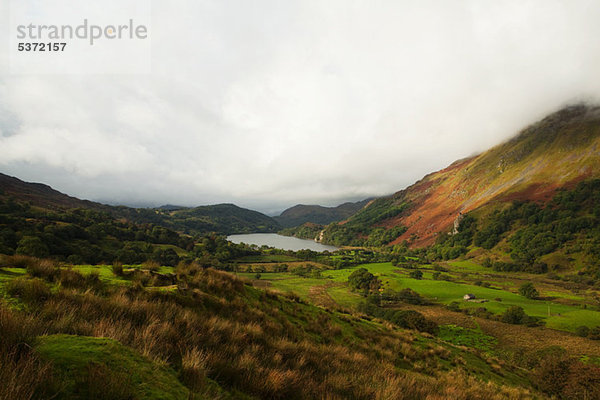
[275,199,371,228]
[147,203,281,235]
[0,173,280,235]
[322,104,600,248]
[0,173,112,213]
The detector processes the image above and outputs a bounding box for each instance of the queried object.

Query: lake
[227,233,339,252]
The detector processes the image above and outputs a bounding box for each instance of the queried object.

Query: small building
[463,294,476,300]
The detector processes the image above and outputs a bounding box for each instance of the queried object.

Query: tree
[16,236,49,258]
[501,306,527,324]
[348,268,381,294]
[519,282,539,299]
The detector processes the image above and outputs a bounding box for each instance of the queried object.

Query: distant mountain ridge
[321,104,600,247]
[0,173,280,235]
[275,199,371,228]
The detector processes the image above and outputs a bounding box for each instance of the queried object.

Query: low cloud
[1,0,600,214]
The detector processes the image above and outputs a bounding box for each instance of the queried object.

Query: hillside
[275,199,370,228]
[13,251,577,399]
[323,105,600,248]
[0,173,280,235]
[150,203,281,234]
[0,173,113,213]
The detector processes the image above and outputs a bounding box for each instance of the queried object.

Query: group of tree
[425,179,600,284]
[0,197,260,267]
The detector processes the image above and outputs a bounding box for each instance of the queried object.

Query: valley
[2,105,600,399]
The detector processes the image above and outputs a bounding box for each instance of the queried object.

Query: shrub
[389,310,438,334]
[142,260,160,272]
[112,262,124,276]
[58,268,87,289]
[518,283,539,299]
[397,288,425,305]
[6,278,51,305]
[501,306,539,326]
[409,270,423,280]
[501,306,527,324]
[26,260,59,282]
[575,326,590,338]
[0,254,38,269]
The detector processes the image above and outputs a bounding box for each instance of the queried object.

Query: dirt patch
[308,282,341,309]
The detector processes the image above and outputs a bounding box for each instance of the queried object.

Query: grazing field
[248,261,600,333]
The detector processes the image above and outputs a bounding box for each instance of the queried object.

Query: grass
[251,262,600,332]
[235,254,298,263]
[438,324,497,352]
[2,255,597,399]
[36,334,189,400]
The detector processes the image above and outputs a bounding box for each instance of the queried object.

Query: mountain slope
[153,203,280,234]
[0,173,280,235]
[327,104,600,247]
[0,173,112,213]
[275,199,370,228]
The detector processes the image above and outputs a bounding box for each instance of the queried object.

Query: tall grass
[0,305,55,400]
[0,253,543,399]
[5,266,533,399]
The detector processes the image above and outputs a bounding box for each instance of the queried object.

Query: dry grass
[0,306,55,400]
[2,265,539,399]
[408,303,600,357]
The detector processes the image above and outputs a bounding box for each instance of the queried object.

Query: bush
[0,254,38,269]
[58,268,87,289]
[112,262,124,276]
[6,278,51,305]
[388,310,438,334]
[575,326,590,338]
[518,283,539,299]
[409,270,423,280]
[501,306,526,324]
[397,288,426,305]
[26,260,59,282]
[142,260,160,272]
[501,306,539,326]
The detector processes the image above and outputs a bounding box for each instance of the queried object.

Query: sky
[1,0,600,215]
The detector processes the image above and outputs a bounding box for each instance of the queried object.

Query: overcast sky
[1,0,600,215]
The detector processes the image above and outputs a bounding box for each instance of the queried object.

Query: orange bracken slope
[372,105,600,247]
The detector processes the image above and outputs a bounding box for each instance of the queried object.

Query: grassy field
[37,334,189,400]
[235,254,299,263]
[248,262,600,333]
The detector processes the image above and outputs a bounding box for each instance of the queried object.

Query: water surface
[227,233,338,252]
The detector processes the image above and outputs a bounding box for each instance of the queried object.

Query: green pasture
[250,261,600,332]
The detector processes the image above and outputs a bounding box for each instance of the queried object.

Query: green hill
[275,199,370,228]
[1,255,543,399]
[0,173,280,236]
